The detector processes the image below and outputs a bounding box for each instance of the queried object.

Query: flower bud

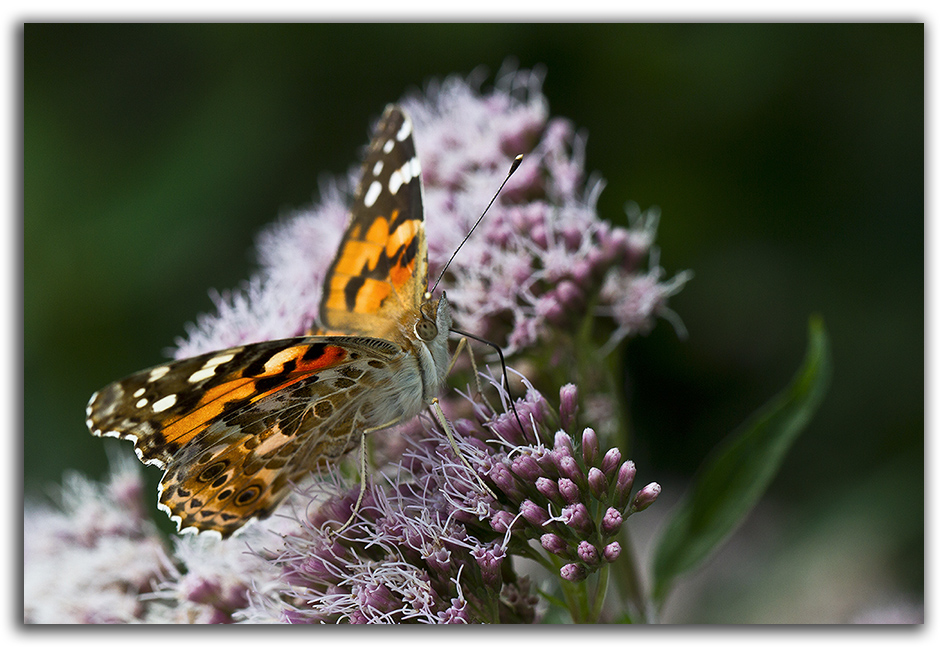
[555,280,584,309]
[577,541,599,565]
[536,449,559,475]
[536,295,565,325]
[600,507,623,537]
[540,533,568,556]
[182,574,222,606]
[490,510,517,533]
[439,598,471,624]
[359,582,398,612]
[561,503,594,534]
[560,563,587,582]
[493,409,526,444]
[488,462,522,500]
[535,476,561,504]
[570,258,598,289]
[603,541,622,563]
[588,467,607,501]
[558,455,584,486]
[581,427,599,466]
[558,478,580,504]
[511,454,543,483]
[601,447,621,478]
[559,384,579,430]
[561,224,583,251]
[530,223,548,249]
[453,417,480,438]
[553,430,573,454]
[599,227,627,263]
[632,482,662,512]
[615,461,637,509]
[520,499,549,527]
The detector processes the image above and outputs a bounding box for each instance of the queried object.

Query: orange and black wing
[86,337,400,537]
[319,105,427,338]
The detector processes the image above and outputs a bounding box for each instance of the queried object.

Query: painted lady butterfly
[86,106,453,538]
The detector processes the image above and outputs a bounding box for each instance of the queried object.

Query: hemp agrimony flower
[258,376,658,623]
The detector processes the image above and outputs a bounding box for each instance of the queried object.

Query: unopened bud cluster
[461,383,661,583]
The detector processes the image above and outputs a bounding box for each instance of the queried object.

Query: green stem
[612,532,651,621]
[590,566,610,622]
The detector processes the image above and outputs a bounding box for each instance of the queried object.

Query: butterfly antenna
[450,327,528,437]
[430,154,523,293]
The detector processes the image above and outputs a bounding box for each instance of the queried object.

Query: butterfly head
[416,291,451,342]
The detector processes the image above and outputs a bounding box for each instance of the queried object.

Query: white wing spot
[389,166,405,195]
[396,119,412,142]
[388,157,419,196]
[135,398,148,408]
[364,180,382,207]
[148,366,170,382]
[373,160,384,176]
[383,139,395,154]
[188,366,217,383]
[152,394,177,413]
[205,352,235,368]
[133,387,146,398]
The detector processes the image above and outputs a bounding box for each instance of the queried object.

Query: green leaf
[650,315,832,610]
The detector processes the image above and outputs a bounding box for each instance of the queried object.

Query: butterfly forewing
[320,105,427,338]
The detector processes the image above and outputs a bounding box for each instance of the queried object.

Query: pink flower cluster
[264,377,658,623]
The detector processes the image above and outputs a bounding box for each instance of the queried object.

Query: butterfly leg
[447,335,467,373]
[430,397,495,498]
[449,336,496,416]
[331,416,401,537]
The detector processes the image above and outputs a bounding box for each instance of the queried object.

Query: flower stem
[611,531,651,621]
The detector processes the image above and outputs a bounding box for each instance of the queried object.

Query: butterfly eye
[415,318,438,342]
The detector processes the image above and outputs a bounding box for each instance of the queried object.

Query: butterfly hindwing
[87,336,403,536]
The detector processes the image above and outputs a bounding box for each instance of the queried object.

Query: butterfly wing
[319,104,427,338]
[87,337,405,536]
[87,105,436,537]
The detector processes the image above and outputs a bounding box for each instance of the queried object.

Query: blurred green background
[24,24,922,622]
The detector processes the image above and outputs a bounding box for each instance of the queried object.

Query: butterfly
[86,105,454,538]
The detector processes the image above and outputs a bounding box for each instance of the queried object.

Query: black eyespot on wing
[198,461,228,483]
[235,485,262,507]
